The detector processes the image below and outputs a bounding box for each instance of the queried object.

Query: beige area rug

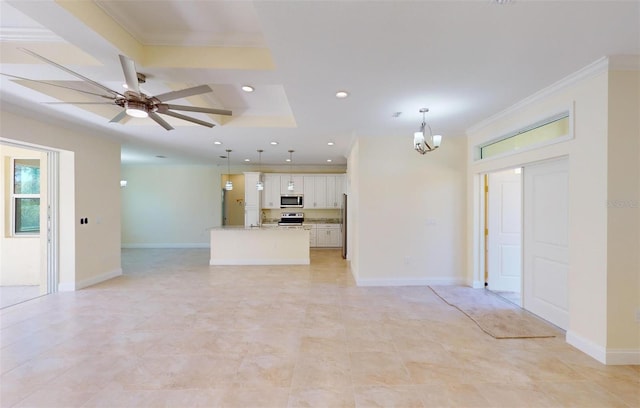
[429,285,559,339]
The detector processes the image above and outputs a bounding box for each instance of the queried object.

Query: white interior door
[487,168,522,294]
[523,158,569,329]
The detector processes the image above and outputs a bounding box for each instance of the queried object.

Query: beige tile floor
[0,286,42,309]
[1,248,638,407]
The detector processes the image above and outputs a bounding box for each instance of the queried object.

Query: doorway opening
[221,174,245,226]
[484,167,523,306]
[1,141,58,308]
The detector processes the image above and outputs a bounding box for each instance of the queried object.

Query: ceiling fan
[7,48,232,130]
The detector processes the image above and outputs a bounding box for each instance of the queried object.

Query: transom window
[479,112,571,160]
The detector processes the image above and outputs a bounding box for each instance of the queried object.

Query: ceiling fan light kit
[124,100,148,118]
[16,48,231,131]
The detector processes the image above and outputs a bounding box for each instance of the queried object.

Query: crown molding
[467,56,610,135]
[0,27,62,42]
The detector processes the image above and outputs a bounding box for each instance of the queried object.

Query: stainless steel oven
[278,212,304,226]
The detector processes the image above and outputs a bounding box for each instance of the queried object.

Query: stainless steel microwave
[280,194,303,208]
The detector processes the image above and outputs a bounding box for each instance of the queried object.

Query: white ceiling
[1,0,638,167]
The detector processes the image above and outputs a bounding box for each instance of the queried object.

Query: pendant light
[256,149,264,191]
[224,149,233,191]
[287,150,295,191]
[413,108,442,155]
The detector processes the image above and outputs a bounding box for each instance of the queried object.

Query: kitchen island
[210,226,310,265]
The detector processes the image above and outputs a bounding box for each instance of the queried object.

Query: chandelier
[414,108,442,154]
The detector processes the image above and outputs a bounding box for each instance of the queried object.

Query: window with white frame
[12,158,40,235]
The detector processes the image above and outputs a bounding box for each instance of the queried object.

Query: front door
[523,157,569,329]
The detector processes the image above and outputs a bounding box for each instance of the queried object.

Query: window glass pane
[15,198,40,233]
[14,159,40,194]
[481,115,569,159]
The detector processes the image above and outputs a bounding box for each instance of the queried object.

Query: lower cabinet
[313,224,341,248]
[305,225,317,247]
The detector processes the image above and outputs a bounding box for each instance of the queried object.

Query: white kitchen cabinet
[303,175,327,209]
[244,172,261,208]
[244,172,262,227]
[325,175,345,209]
[280,175,304,195]
[262,174,281,209]
[260,173,345,210]
[244,208,260,228]
[304,224,317,247]
[316,224,341,247]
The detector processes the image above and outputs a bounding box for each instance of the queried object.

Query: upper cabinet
[262,174,281,209]
[303,176,327,208]
[325,175,344,208]
[261,173,345,210]
[303,174,344,209]
[280,175,304,195]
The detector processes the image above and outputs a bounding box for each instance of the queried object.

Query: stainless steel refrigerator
[341,193,347,259]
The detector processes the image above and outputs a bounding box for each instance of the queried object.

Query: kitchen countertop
[262,218,341,224]
[209,226,307,230]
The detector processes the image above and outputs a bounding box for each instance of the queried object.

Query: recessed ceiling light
[285,158,291,162]
[327,142,335,146]
[270,141,279,145]
[335,91,349,98]
[213,141,222,145]
[244,158,250,162]
[241,85,254,92]
[327,159,333,163]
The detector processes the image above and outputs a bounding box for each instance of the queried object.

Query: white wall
[466,58,639,364]
[349,134,467,286]
[0,108,122,290]
[121,164,220,247]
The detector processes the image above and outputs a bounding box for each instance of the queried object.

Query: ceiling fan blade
[163,104,232,116]
[110,110,127,123]
[43,102,115,105]
[19,48,124,98]
[1,73,115,100]
[149,111,174,131]
[153,85,212,102]
[118,54,140,95]
[160,110,215,128]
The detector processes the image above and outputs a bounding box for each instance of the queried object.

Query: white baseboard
[355,277,466,287]
[209,258,310,266]
[122,243,209,249]
[567,330,640,365]
[58,268,123,292]
[471,280,485,289]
